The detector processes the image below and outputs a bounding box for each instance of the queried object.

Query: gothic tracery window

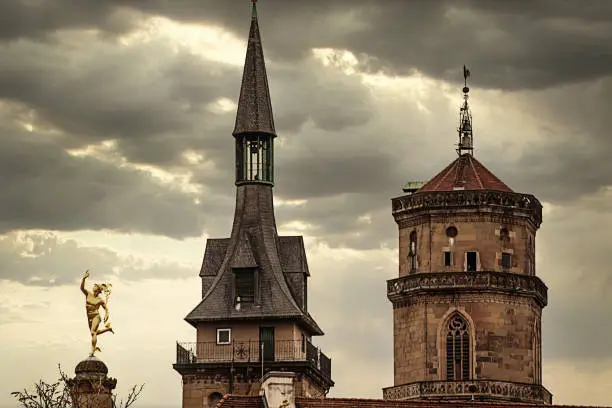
[446,314,471,380]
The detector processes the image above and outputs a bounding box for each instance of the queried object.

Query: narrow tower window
[446,314,470,380]
[409,231,418,273]
[444,251,452,267]
[466,252,477,272]
[501,252,512,269]
[499,227,510,244]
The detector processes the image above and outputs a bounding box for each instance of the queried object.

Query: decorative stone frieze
[387,271,547,308]
[392,190,542,229]
[383,380,552,404]
[391,293,542,309]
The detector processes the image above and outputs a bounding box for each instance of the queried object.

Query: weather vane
[80,270,114,356]
[457,65,474,156]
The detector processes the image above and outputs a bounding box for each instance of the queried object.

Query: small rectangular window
[466,252,477,272]
[217,328,231,345]
[501,252,512,269]
[444,251,452,267]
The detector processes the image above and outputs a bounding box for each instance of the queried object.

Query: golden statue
[80,270,114,355]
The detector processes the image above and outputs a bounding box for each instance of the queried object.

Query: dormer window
[234,268,255,304]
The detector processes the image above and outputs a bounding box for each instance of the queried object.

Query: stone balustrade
[383,380,552,404]
[388,271,548,307]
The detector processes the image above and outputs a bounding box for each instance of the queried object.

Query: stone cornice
[383,380,552,404]
[387,271,548,308]
[391,190,542,229]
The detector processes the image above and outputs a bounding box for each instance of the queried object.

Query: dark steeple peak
[232,0,276,137]
[456,65,474,156]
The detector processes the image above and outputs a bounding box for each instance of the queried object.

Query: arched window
[409,231,418,273]
[446,314,471,380]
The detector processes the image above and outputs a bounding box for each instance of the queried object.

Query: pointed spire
[233,0,276,137]
[456,65,474,156]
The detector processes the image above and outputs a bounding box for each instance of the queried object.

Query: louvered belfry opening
[235,133,273,184]
[446,314,470,381]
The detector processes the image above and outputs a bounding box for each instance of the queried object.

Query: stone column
[67,356,117,408]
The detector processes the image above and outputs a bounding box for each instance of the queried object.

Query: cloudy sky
[2,0,612,406]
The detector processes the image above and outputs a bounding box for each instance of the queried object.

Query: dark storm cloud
[537,198,612,361]
[0,231,194,286]
[0,34,240,165]
[0,0,138,41]
[0,107,205,237]
[0,24,381,242]
[2,0,611,250]
[106,0,612,91]
[5,1,612,90]
[487,75,612,202]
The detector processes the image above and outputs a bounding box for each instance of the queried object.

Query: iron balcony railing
[175,339,331,380]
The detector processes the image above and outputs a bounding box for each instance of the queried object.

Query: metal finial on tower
[252,0,258,19]
[456,65,474,156]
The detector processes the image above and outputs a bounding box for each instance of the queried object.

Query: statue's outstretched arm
[80,270,89,295]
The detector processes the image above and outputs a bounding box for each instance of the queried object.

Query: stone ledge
[387,271,547,308]
[383,380,552,404]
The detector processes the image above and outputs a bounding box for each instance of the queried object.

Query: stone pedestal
[67,356,117,408]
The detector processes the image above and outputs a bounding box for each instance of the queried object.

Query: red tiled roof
[418,154,513,193]
[218,396,609,408]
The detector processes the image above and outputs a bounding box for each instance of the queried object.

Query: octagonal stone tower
[383,69,551,404]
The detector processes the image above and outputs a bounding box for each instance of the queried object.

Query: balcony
[175,339,332,382]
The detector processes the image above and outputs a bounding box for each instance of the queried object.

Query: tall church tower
[173,3,333,407]
[383,68,551,404]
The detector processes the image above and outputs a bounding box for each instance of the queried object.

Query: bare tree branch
[11,365,144,408]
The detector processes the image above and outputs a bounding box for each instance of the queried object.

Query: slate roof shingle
[186,185,323,336]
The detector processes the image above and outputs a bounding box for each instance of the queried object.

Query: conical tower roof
[232,1,276,137]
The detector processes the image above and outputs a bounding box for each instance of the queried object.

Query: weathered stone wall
[398,214,536,276]
[294,373,327,398]
[182,374,262,408]
[393,294,542,385]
